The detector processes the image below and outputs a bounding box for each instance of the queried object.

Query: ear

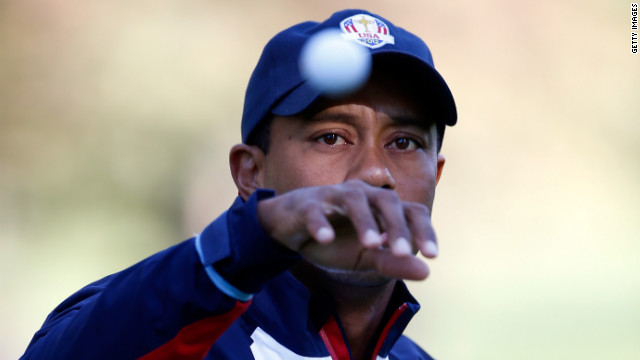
[229,144,266,201]
[435,154,446,185]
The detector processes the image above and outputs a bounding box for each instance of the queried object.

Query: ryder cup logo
[340,14,395,49]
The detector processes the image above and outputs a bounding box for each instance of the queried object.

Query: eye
[316,133,348,146]
[387,137,422,151]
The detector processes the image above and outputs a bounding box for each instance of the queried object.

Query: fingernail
[316,227,334,243]
[392,237,412,256]
[363,229,382,247]
[425,241,439,257]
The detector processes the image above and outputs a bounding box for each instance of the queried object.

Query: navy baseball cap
[241,9,457,143]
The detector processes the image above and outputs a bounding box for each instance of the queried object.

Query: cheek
[264,149,350,194]
[393,159,438,206]
[397,174,436,206]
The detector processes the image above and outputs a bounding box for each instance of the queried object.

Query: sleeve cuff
[195,234,252,302]
[196,189,302,296]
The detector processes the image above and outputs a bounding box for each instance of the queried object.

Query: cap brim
[271,79,324,117]
[271,51,457,126]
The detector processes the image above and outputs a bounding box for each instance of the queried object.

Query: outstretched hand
[256,180,438,281]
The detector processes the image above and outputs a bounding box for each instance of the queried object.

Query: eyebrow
[389,115,432,131]
[307,113,358,126]
[307,112,431,131]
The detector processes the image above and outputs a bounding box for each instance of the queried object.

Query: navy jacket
[22,190,434,359]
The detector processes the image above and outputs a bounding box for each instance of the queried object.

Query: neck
[292,262,397,360]
[330,280,395,360]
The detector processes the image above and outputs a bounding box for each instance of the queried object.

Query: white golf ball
[299,29,372,97]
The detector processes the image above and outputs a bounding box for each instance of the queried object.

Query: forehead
[298,70,433,129]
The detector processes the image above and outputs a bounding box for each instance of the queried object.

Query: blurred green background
[1,0,639,358]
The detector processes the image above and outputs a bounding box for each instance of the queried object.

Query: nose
[346,144,396,189]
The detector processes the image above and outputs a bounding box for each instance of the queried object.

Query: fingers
[403,203,438,258]
[365,188,413,257]
[317,181,438,259]
[259,180,439,281]
[359,248,430,281]
[298,187,382,247]
[303,201,335,244]
[340,188,383,248]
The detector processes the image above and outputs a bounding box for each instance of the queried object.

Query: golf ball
[299,29,372,97]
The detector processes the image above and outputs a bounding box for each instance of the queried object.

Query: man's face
[261,76,444,285]
[264,78,442,205]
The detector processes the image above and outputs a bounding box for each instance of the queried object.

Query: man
[22,9,456,360]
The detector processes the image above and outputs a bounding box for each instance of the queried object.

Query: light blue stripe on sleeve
[195,233,253,302]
